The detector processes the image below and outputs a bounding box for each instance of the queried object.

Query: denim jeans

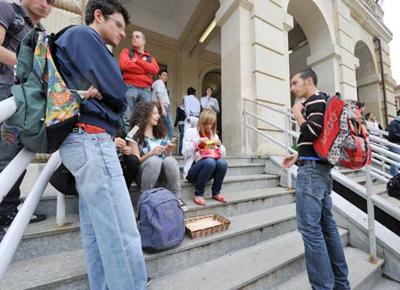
[122,85,152,133]
[187,158,228,196]
[389,146,400,176]
[60,131,147,290]
[0,84,24,214]
[163,106,174,140]
[178,124,184,154]
[296,163,350,290]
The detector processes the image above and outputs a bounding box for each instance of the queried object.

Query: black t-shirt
[0,1,36,85]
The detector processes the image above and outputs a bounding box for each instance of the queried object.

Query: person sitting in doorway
[182,108,228,206]
[201,87,220,114]
[129,101,182,203]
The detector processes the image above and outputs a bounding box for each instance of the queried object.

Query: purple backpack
[138,188,185,252]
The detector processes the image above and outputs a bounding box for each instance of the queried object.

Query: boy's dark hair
[157,69,167,78]
[85,0,130,26]
[365,112,372,120]
[187,87,196,95]
[298,68,318,86]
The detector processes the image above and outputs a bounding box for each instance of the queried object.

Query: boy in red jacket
[119,31,159,132]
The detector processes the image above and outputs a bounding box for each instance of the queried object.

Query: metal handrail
[0,151,61,280]
[0,98,66,279]
[243,98,400,261]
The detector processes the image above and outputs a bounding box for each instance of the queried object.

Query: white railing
[0,98,64,281]
[243,98,400,262]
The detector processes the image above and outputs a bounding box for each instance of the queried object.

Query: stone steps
[11,187,295,263]
[21,160,268,200]
[268,247,385,290]
[149,229,350,290]
[29,173,280,217]
[1,204,298,289]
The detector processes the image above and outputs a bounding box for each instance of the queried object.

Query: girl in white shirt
[182,109,227,206]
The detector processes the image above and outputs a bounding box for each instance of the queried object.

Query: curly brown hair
[130,101,167,146]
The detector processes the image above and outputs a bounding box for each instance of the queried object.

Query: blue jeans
[122,85,152,133]
[389,146,400,176]
[296,163,350,290]
[187,158,228,196]
[163,106,174,140]
[60,131,147,290]
[178,124,184,154]
[0,84,24,214]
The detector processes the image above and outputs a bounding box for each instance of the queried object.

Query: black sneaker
[147,277,152,287]
[29,213,46,224]
[0,211,46,227]
[0,210,17,227]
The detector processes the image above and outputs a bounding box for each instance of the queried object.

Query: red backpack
[313,95,372,169]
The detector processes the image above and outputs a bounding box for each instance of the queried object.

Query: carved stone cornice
[342,0,392,42]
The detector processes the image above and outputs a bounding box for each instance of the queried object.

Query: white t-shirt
[152,79,170,106]
[184,95,201,118]
[200,96,220,113]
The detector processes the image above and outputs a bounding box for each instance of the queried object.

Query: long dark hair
[130,101,167,146]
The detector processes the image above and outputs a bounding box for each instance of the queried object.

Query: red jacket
[119,48,159,88]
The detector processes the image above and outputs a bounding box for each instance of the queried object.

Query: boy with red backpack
[282,69,351,290]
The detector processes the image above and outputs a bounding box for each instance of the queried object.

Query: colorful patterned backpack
[313,95,372,169]
[3,26,80,153]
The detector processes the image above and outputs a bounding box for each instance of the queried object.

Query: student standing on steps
[282,68,351,290]
[54,1,148,288]
[119,30,159,133]
[0,0,54,235]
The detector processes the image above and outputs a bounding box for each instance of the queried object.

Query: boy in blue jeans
[54,1,148,289]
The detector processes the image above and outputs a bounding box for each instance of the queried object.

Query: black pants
[121,154,140,189]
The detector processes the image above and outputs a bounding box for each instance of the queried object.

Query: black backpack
[387,174,400,199]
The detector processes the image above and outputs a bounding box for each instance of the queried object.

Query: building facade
[39,0,398,154]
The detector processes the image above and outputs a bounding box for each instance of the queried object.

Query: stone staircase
[1,156,399,289]
[338,167,400,210]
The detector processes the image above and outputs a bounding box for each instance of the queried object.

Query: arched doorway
[287,0,336,102]
[354,41,381,123]
[201,71,222,138]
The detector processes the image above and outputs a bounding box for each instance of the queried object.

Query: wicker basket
[185,214,231,239]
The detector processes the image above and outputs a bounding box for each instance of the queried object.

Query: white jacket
[182,128,226,178]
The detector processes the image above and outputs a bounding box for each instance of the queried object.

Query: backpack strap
[129,48,135,59]
[129,48,152,63]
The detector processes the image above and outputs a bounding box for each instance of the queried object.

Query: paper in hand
[126,125,139,143]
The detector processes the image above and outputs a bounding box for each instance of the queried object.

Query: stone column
[216,0,295,155]
[215,0,254,154]
[333,0,359,100]
[306,44,341,95]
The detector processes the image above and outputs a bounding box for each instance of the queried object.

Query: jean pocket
[60,134,87,172]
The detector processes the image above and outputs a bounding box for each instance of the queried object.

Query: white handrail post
[56,192,66,227]
[0,148,35,204]
[0,96,17,122]
[365,165,378,264]
[243,99,249,155]
[0,151,61,280]
[284,109,292,190]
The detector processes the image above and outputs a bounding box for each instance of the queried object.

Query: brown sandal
[212,194,227,203]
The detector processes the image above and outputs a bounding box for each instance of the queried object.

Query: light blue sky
[383,0,400,84]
